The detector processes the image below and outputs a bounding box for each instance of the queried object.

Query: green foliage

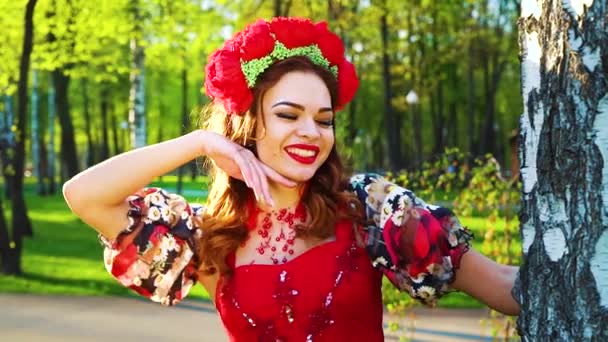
[1,0,521,172]
[0,0,27,95]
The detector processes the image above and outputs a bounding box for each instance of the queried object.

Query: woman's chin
[278,170,317,184]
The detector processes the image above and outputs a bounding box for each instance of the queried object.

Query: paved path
[0,294,515,341]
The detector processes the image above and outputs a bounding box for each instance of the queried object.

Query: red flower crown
[204,17,359,115]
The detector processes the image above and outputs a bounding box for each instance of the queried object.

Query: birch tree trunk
[47,72,56,194]
[31,70,42,194]
[128,0,146,149]
[515,0,608,339]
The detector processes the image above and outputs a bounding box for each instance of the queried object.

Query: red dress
[215,219,384,341]
[99,173,473,341]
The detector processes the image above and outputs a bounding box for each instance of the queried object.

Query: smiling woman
[62,16,519,342]
[257,69,335,182]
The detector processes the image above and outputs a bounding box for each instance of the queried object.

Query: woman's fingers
[236,148,267,204]
[227,145,298,207]
[248,157,274,208]
[233,151,256,195]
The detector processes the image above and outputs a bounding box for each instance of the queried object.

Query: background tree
[128,0,146,149]
[0,0,37,275]
[515,0,608,339]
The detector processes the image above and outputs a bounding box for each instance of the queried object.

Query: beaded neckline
[244,203,308,265]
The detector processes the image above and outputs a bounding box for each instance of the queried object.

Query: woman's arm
[63,129,294,240]
[63,130,208,240]
[451,249,520,316]
[348,173,520,314]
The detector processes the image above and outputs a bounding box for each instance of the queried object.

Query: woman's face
[255,71,335,183]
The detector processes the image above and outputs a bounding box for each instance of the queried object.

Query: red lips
[284,144,320,165]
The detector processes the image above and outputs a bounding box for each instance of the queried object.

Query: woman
[63,17,519,341]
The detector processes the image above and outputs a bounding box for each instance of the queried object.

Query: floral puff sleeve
[98,188,205,306]
[348,173,473,306]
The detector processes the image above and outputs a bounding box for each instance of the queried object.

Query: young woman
[63,17,519,341]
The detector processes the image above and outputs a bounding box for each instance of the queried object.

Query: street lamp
[406,90,419,105]
[406,90,422,168]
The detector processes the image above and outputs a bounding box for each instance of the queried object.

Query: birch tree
[128,0,146,149]
[515,0,608,339]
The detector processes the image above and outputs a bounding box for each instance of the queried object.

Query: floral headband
[204,17,359,115]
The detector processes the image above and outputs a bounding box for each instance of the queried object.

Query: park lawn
[0,179,521,309]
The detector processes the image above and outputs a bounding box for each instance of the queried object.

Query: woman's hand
[201,130,296,207]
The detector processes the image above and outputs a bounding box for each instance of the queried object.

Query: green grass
[0,178,521,309]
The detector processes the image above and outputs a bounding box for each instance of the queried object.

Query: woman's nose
[296,117,321,139]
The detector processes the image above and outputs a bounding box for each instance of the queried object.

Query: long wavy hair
[197,56,363,276]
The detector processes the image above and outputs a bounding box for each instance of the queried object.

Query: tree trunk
[467,40,475,159]
[0,197,12,273]
[515,1,608,339]
[1,0,38,275]
[430,5,445,157]
[0,97,15,272]
[53,69,79,178]
[480,55,506,159]
[407,8,422,169]
[31,70,45,195]
[176,65,188,195]
[128,0,146,149]
[2,96,14,200]
[47,72,56,194]
[100,86,110,161]
[111,107,119,156]
[274,0,292,17]
[380,9,400,171]
[81,78,95,167]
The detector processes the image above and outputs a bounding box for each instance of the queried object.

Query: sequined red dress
[99,173,473,341]
[215,218,384,341]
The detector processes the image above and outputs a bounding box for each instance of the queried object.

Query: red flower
[150,224,169,244]
[412,221,430,259]
[203,17,359,115]
[204,48,253,114]
[240,19,275,61]
[269,17,316,48]
[336,59,358,110]
[111,244,139,277]
[314,22,344,66]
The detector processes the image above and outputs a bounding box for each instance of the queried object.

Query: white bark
[129,37,146,149]
[596,95,608,213]
[520,30,543,195]
[516,0,608,340]
[590,231,608,308]
[128,0,146,149]
[563,0,594,18]
[521,0,542,19]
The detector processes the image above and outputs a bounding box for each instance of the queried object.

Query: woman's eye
[276,113,297,120]
[317,119,334,127]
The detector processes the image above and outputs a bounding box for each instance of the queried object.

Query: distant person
[63,17,519,341]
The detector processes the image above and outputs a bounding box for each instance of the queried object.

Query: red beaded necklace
[247,203,307,265]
